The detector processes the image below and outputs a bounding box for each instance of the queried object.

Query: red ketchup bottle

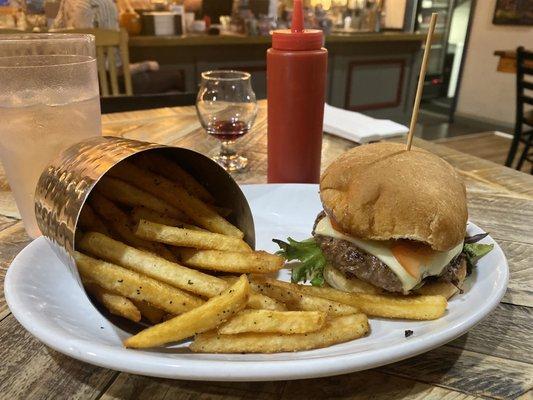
[267,0,327,183]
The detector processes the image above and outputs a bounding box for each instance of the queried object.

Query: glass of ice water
[0,34,102,238]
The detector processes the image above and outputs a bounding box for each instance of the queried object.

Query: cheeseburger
[276,142,492,297]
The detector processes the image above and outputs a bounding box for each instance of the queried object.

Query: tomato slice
[391,241,434,279]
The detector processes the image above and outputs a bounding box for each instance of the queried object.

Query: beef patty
[312,212,465,293]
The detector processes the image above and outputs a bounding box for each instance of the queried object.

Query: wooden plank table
[435,132,533,173]
[1,101,532,399]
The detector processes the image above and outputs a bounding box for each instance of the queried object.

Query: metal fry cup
[34,136,255,329]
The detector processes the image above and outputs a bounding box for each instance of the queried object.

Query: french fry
[89,192,176,262]
[191,313,369,353]
[78,232,227,298]
[135,219,252,252]
[80,233,284,315]
[218,310,326,335]
[415,281,460,300]
[323,264,382,294]
[213,206,232,217]
[108,161,243,238]
[84,282,141,322]
[74,252,204,314]
[131,207,206,232]
[249,277,359,316]
[88,191,128,238]
[77,204,110,235]
[247,292,287,311]
[295,284,447,320]
[178,249,284,274]
[96,176,189,220]
[135,153,215,204]
[131,300,166,324]
[162,313,175,322]
[219,275,288,311]
[134,154,233,219]
[124,275,250,348]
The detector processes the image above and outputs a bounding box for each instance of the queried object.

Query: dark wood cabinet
[129,33,423,123]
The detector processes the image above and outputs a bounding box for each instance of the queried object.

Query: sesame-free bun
[320,142,468,251]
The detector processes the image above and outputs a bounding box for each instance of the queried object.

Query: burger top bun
[320,142,468,251]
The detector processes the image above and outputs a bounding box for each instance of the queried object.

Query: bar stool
[506,47,533,173]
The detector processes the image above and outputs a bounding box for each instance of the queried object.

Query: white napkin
[323,103,409,144]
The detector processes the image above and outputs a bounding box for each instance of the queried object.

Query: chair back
[60,28,133,97]
[516,47,533,120]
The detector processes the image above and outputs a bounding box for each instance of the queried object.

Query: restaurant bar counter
[129,32,426,123]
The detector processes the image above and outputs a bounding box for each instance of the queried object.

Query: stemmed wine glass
[196,70,258,172]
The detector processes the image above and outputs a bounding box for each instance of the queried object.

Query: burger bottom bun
[323,264,383,295]
[415,260,467,299]
[323,261,467,300]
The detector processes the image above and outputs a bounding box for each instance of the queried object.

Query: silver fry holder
[34,136,255,330]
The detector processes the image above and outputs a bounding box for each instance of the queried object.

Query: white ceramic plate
[5,184,508,381]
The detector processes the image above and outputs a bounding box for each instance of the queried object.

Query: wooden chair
[506,46,533,173]
[60,28,133,97]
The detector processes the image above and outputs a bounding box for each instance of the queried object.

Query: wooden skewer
[406,13,438,151]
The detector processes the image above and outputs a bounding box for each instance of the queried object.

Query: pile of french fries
[75,152,447,353]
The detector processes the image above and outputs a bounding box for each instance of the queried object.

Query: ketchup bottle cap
[272,0,323,51]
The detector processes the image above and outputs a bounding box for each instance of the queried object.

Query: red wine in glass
[196,70,258,172]
[208,120,249,142]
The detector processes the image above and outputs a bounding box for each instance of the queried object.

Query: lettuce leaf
[273,232,494,285]
[273,237,326,286]
[463,232,494,274]
[463,242,494,274]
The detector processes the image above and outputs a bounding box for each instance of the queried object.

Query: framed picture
[493,0,533,26]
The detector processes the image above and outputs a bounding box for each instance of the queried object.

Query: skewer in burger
[275,142,493,298]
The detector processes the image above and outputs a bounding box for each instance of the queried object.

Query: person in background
[7,0,29,29]
[51,0,119,29]
[127,0,150,10]
[183,0,201,13]
[51,0,185,94]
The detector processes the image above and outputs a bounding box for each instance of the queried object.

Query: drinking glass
[196,70,258,172]
[0,34,102,238]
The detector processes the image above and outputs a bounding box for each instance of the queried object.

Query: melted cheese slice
[314,216,463,293]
